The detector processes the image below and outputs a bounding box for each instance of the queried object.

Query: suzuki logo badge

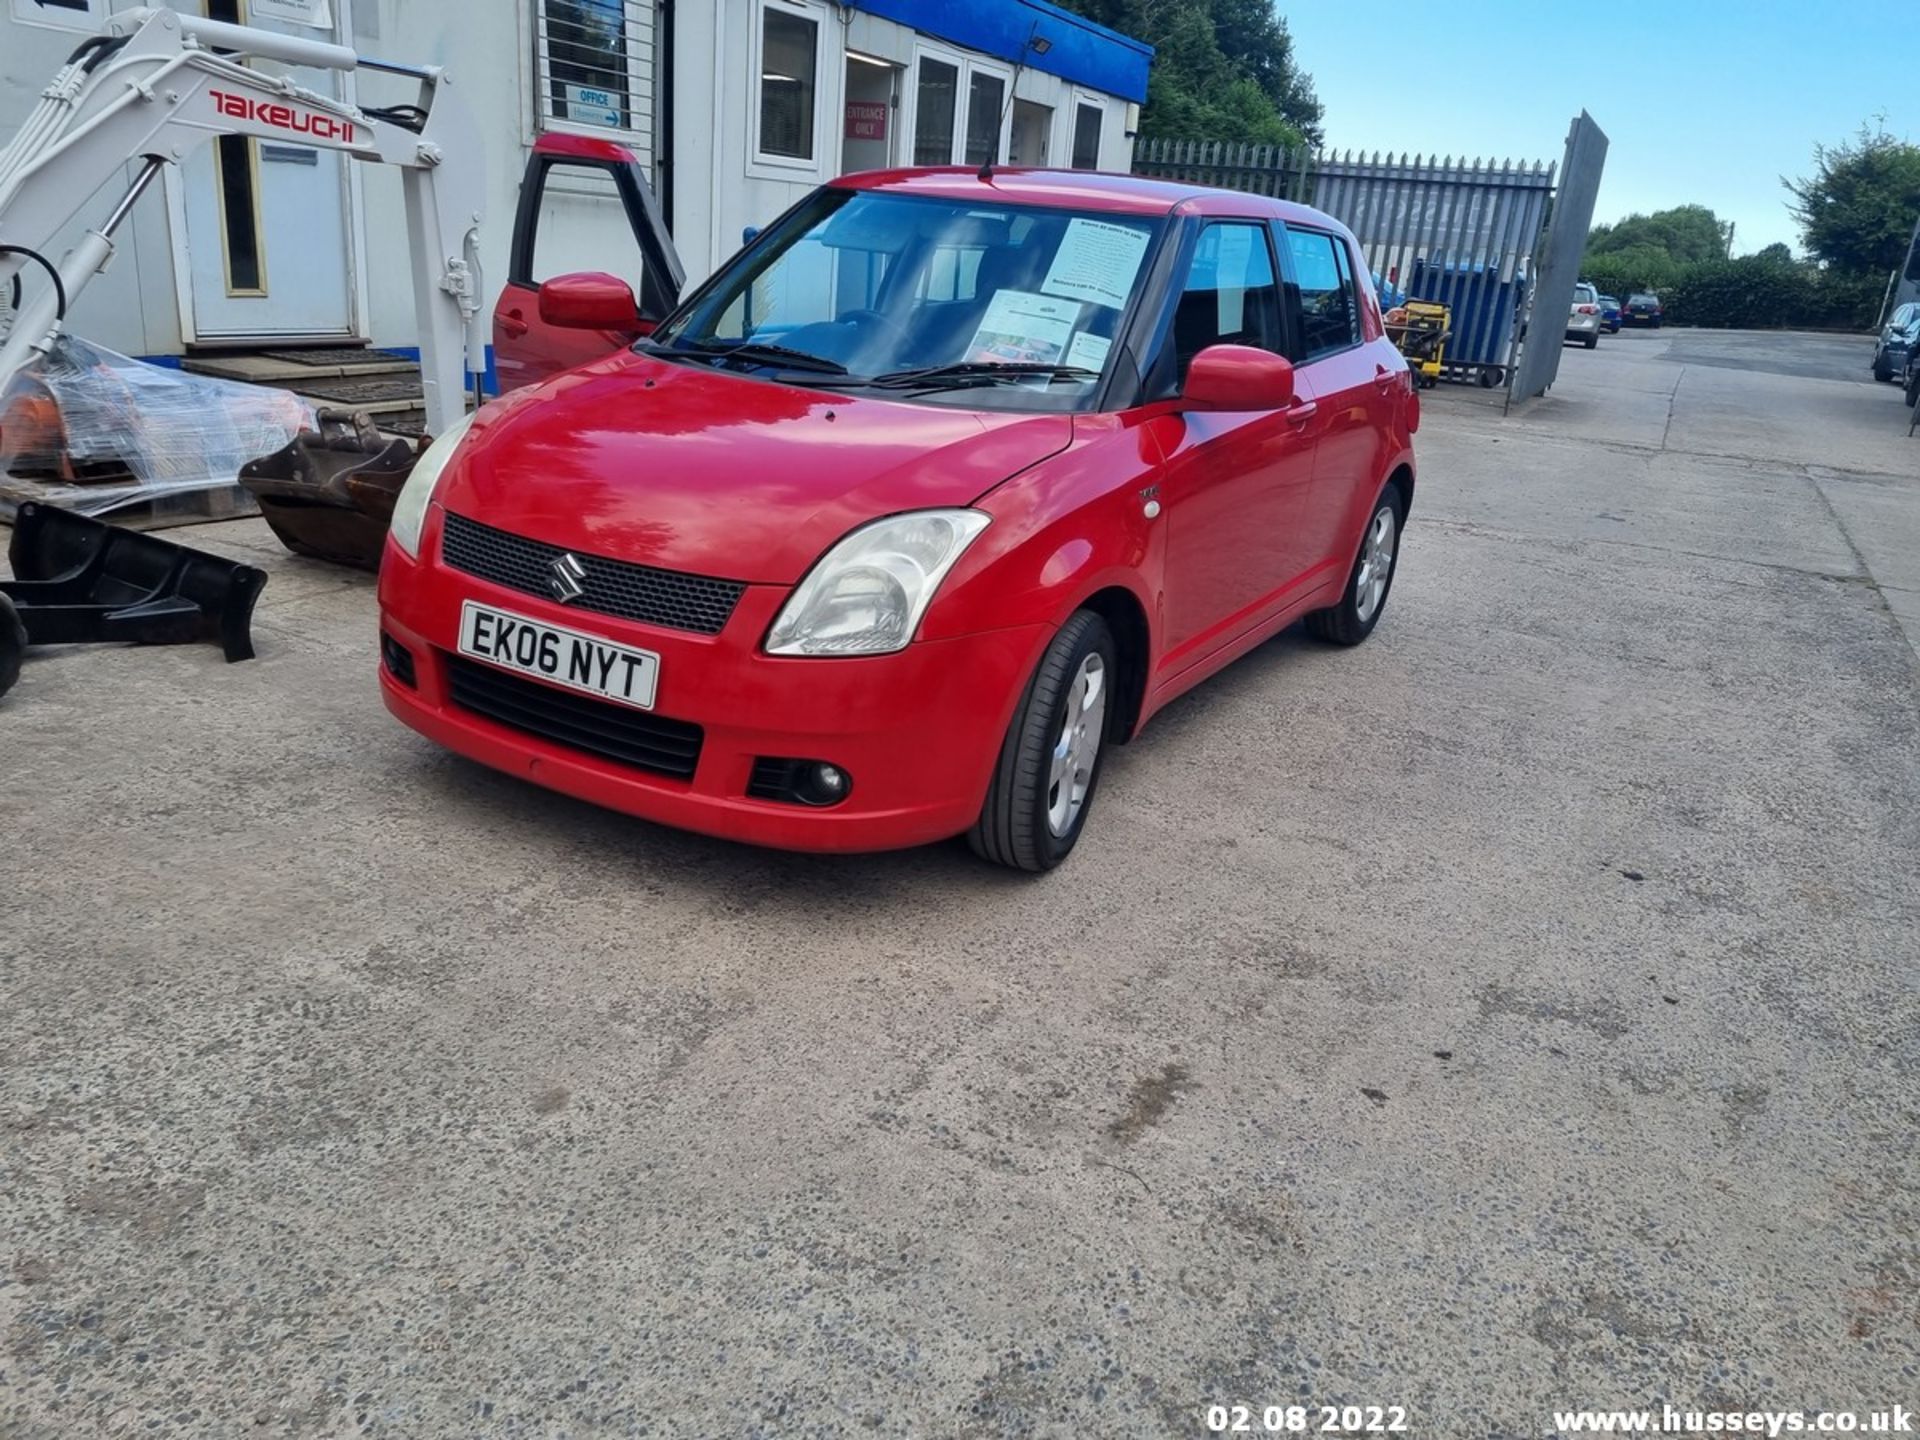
[548,552,587,603]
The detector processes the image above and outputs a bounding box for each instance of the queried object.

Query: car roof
[833,166,1350,231]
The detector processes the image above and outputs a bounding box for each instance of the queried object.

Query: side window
[913,57,959,165]
[1166,222,1283,383]
[1285,227,1359,360]
[1071,103,1103,170]
[757,3,820,162]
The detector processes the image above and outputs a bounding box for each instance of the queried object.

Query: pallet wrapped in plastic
[0,335,315,516]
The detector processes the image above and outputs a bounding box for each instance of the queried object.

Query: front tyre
[968,610,1115,872]
[1308,486,1405,647]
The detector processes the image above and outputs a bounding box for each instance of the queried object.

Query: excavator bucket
[237,409,426,572]
[0,501,267,672]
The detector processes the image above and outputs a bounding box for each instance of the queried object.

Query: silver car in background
[1566,282,1602,349]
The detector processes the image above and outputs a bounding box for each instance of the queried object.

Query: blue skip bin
[1406,259,1528,385]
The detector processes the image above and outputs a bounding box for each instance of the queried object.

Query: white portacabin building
[0,0,1151,367]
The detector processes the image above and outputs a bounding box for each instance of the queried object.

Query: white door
[180,0,356,339]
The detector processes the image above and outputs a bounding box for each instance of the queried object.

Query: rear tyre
[967,611,1115,872]
[1308,485,1405,647]
[0,593,24,701]
[1584,333,1599,349]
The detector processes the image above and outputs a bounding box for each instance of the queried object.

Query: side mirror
[537,271,643,331]
[1181,343,1296,412]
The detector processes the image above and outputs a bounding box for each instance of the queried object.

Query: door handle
[500,310,528,338]
[1285,400,1318,425]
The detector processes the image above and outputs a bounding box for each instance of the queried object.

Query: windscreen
[653,189,1162,408]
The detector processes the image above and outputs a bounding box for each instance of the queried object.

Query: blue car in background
[1872,301,1920,382]
[1598,295,1622,332]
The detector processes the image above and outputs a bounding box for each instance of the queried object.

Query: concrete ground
[3,329,1917,1438]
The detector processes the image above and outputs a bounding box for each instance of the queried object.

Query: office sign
[564,83,624,129]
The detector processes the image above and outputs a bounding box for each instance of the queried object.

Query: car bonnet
[435,350,1075,585]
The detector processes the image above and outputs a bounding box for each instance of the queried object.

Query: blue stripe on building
[847,0,1152,105]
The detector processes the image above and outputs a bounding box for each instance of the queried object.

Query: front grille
[440,512,745,636]
[444,653,703,780]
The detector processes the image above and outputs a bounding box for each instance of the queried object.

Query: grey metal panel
[1508,111,1609,404]
[1130,136,1569,373]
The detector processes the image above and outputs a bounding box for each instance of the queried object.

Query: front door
[841,53,898,173]
[180,0,356,340]
[1152,219,1320,671]
[1009,99,1051,166]
[493,137,685,391]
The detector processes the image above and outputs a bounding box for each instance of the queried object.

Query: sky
[1281,0,1913,256]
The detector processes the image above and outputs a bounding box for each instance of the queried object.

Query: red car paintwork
[492,134,666,391]
[383,169,1417,853]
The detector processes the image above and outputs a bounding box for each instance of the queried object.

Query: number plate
[457,601,659,710]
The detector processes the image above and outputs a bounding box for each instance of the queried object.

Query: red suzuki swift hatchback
[378,169,1418,870]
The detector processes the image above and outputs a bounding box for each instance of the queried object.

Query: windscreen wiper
[657,338,848,375]
[864,361,1101,390]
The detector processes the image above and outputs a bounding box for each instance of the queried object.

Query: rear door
[493,137,685,391]
[1278,223,1392,585]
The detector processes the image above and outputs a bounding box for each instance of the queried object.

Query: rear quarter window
[1284,227,1360,360]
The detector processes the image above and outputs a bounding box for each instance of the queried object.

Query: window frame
[1275,221,1365,365]
[904,40,1010,168]
[532,0,657,157]
[749,0,830,177]
[1138,215,1291,400]
[1069,94,1105,171]
[959,60,1013,169]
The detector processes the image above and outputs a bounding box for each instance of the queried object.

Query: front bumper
[376,519,1047,853]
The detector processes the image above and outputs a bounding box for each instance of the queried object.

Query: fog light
[746,757,853,806]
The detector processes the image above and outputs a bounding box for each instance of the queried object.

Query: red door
[1152,220,1323,673]
[493,286,641,390]
[1279,224,1395,577]
[492,135,685,392]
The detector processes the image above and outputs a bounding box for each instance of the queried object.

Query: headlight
[388,408,480,559]
[765,509,990,656]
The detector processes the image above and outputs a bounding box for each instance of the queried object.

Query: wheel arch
[1073,583,1152,745]
[1382,460,1415,518]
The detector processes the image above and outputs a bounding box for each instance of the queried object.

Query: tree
[1586,205,1730,266]
[1755,242,1794,265]
[1050,0,1323,146]
[1784,124,1920,273]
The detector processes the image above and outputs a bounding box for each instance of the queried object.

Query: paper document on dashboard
[966,290,1081,365]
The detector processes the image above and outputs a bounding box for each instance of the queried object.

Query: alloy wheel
[1354,506,1398,623]
[1045,651,1107,837]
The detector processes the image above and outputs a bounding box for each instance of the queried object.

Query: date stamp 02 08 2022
[1207,1403,1412,1434]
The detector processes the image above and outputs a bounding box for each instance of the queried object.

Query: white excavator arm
[0,5,485,436]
